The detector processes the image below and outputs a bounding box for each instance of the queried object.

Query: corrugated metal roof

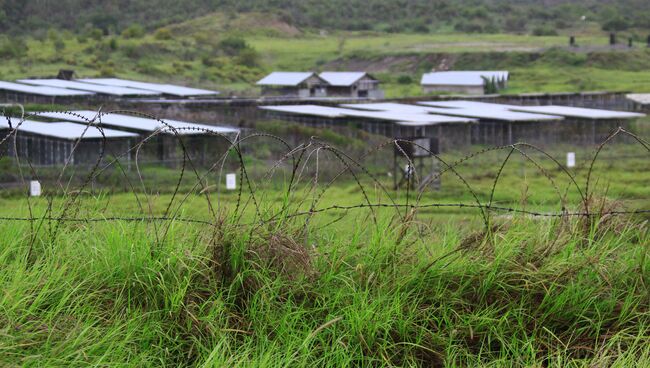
[0,119,137,140]
[18,79,161,96]
[0,81,94,96]
[345,101,560,122]
[418,101,562,122]
[509,105,646,119]
[341,109,475,124]
[419,100,515,109]
[256,72,318,86]
[260,105,355,118]
[341,102,434,114]
[77,78,219,97]
[32,111,240,136]
[319,72,368,87]
[260,104,475,124]
[627,94,650,105]
[420,71,509,86]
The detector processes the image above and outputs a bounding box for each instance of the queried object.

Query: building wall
[422,84,485,95]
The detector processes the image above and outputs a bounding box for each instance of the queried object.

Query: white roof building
[77,78,219,97]
[319,72,371,86]
[17,79,161,97]
[420,71,509,86]
[0,119,137,140]
[257,72,321,86]
[32,111,240,136]
[0,81,94,97]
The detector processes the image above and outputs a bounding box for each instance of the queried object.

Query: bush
[121,24,145,39]
[0,36,27,59]
[154,27,172,40]
[219,36,248,56]
[53,38,65,53]
[602,16,631,31]
[99,65,115,77]
[532,26,558,36]
[397,75,413,84]
[237,49,260,68]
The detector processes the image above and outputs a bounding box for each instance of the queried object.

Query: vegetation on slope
[3,0,650,36]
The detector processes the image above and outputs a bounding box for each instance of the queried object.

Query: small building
[77,78,220,98]
[420,71,509,95]
[18,79,161,98]
[319,72,384,99]
[257,72,328,98]
[0,119,137,166]
[260,104,476,151]
[34,110,240,165]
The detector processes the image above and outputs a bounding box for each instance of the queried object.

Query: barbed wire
[0,106,648,244]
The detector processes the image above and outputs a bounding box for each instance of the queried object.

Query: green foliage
[218,36,248,56]
[1,1,649,35]
[121,23,145,39]
[0,36,27,59]
[532,26,558,36]
[397,75,412,84]
[602,16,631,31]
[154,27,172,40]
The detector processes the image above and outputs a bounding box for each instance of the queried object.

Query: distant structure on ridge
[420,71,509,95]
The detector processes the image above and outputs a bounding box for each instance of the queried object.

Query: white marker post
[226,173,237,190]
[29,180,41,197]
[566,152,576,168]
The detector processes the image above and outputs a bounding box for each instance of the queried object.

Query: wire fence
[0,107,648,241]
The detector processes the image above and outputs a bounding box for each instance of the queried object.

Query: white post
[29,180,41,197]
[226,173,236,190]
[566,152,576,168]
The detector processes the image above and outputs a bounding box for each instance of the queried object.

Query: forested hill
[2,0,650,35]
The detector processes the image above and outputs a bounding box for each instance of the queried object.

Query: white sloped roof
[18,79,161,96]
[341,103,434,114]
[345,101,560,122]
[257,72,318,86]
[77,78,219,97]
[0,81,93,96]
[420,71,509,86]
[418,101,562,122]
[260,105,353,118]
[626,93,650,105]
[341,109,475,124]
[319,72,369,87]
[509,105,645,120]
[260,104,475,125]
[0,119,137,140]
[32,111,239,136]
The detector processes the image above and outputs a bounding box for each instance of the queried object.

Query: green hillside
[2,11,650,98]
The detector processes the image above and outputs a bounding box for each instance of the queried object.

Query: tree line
[1,0,649,35]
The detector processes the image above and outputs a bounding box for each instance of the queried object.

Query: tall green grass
[0,188,648,366]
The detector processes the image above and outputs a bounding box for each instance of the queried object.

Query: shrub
[0,36,27,59]
[397,75,413,84]
[602,16,631,31]
[154,28,172,40]
[237,48,260,68]
[532,26,558,36]
[121,24,145,39]
[219,36,248,56]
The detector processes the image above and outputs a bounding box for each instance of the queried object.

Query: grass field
[0,134,648,366]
